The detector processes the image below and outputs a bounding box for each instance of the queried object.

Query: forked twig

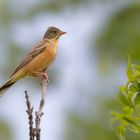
[25,71,49,140]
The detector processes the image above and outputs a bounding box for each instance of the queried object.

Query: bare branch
[25,69,49,140]
[35,76,48,140]
[25,91,35,140]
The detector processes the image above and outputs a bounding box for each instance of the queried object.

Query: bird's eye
[50,30,57,34]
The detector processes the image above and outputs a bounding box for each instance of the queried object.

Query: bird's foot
[31,71,49,84]
[41,73,49,85]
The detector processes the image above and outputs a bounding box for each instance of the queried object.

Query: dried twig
[25,91,35,140]
[35,76,48,140]
[25,70,49,140]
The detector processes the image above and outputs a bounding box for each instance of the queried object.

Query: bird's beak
[60,31,67,36]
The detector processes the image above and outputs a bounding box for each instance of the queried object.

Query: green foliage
[65,112,119,140]
[111,56,140,139]
[96,3,140,66]
[0,120,13,140]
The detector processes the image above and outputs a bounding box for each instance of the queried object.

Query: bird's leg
[40,69,49,100]
[42,70,49,84]
[31,70,49,84]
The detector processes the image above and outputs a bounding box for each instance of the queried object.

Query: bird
[0,27,66,97]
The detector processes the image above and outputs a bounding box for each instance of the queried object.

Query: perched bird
[0,27,66,96]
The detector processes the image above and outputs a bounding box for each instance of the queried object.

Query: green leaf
[134,72,140,81]
[111,111,122,119]
[117,125,126,140]
[128,82,138,92]
[133,92,140,105]
[129,125,140,133]
[131,92,139,106]
[128,91,136,100]
[127,55,134,81]
[123,106,133,114]
[122,115,139,126]
[119,88,133,107]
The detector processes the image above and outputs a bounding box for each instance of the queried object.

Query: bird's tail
[0,78,16,97]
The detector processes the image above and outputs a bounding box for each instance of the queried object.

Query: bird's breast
[25,45,57,73]
[43,46,57,66]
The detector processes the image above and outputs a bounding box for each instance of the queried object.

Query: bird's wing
[11,40,48,77]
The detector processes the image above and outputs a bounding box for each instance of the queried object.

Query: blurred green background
[0,0,140,140]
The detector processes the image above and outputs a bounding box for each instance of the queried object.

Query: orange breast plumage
[24,44,57,75]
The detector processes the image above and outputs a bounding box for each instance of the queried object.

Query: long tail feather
[0,79,15,97]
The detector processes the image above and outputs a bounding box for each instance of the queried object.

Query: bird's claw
[42,73,49,84]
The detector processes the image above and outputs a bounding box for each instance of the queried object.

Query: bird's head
[43,27,66,40]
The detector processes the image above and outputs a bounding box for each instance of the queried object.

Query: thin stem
[25,69,49,140]
[35,73,48,140]
[25,91,35,140]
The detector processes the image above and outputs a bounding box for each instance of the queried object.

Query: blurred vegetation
[96,3,140,67]
[0,120,13,140]
[65,97,140,140]
[64,97,119,140]
[64,2,140,140]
